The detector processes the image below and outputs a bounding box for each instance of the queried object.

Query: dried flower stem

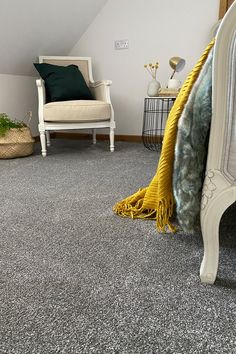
[144,62,159,79]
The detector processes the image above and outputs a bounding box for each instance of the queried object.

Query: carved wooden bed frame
[200,1,236,283]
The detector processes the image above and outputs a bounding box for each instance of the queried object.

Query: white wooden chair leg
[200,182,236,284]
[40,132,47,157]
[46,131,51,147]
[109,127,115,152]
[200,204,220,284]
[92,129,96,144]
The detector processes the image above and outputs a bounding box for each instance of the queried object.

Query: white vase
[147,79,161,97]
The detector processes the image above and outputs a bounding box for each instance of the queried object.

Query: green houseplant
[0,113,25,136]
[0,113,34,159]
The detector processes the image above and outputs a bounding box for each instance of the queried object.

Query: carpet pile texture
[1,139,236,354]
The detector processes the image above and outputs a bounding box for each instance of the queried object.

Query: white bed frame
[200,1,236,283]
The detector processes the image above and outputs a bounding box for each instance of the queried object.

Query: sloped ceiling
[0,0,108,76]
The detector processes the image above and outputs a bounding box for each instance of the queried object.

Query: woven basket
[0,127,35,159]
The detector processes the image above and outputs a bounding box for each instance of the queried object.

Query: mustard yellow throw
[113,40,215,232]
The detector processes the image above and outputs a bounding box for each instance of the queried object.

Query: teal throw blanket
[173,49,213,233]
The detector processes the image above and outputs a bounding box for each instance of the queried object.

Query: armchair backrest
[39,56,94,86]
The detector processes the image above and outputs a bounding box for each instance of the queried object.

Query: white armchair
[36,56,115,156]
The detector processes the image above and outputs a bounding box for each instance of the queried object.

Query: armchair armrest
[36,79,46,124]
[89,80,112,103]
[89,80,112,88]
[36,79,46,104]
[36,78,44,87]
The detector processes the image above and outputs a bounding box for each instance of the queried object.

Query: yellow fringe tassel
[113,39,215,232]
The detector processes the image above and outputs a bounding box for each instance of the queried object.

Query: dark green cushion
[34,63,94,102]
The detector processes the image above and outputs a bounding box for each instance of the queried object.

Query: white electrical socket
[114,39,129,50]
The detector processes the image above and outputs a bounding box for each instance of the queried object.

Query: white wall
[70,0,220,136]
[0,0,108,76]
[0,75,38,136]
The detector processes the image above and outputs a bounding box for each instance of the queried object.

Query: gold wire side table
[142,96,176,151]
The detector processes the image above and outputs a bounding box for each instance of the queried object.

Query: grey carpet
[1,138,236,354]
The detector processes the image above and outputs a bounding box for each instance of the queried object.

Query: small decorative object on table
[167,56,186,89]
[158,88,179,97]
[144,61,161,97]
[0,112,35,159]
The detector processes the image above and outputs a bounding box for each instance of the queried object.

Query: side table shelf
[142,96,176,151]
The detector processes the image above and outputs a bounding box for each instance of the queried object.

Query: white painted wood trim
[36,79,46,129]
[38,56,94,83]
[44,121,113,130]
[200,0,236,283]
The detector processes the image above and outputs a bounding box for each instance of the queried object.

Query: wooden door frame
[219,0,235,19]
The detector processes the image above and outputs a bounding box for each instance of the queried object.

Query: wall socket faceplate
[114,39,129,50]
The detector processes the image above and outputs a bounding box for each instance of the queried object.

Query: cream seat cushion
[44,100,111,122]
